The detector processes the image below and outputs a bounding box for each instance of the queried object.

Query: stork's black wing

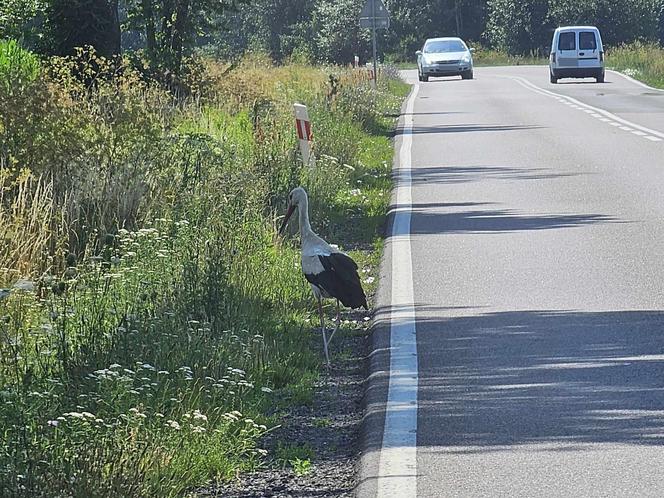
[305,252,368,309]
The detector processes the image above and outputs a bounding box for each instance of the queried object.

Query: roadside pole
[293,103,314,168]
[359,0,390,90]
[371,0,378,89]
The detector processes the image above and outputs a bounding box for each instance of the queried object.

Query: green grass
[0,50,407,497]
[274,442,316,475]
[472,48,547,67]
[607,42,664,89]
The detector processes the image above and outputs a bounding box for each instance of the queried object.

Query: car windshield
[424,40,466,53]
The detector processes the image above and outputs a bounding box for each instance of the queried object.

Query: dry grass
[0,170,62,284]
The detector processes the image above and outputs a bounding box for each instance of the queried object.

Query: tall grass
[0,41,408,497]
[607,42,664,89]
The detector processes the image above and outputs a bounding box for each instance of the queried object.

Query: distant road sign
[359,0,390,29]
[360,17,389,29]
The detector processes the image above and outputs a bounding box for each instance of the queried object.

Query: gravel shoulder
[200,314,369,498]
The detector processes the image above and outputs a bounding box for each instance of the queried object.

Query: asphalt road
[359,67,664,497]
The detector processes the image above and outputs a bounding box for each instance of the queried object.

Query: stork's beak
[278,204,296,235]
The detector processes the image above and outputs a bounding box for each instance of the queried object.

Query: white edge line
[376,83,419,498]
[607,69,664,93]
[510,76,664,140]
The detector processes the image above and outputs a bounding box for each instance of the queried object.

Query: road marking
[509,76,664,143]
[607,69,664,93]
[377,83,419,498]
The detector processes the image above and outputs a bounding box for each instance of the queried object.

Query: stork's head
[278,187,308,234]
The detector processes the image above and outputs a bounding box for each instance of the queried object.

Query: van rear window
[559,32,576,50]
[579,32,597,50]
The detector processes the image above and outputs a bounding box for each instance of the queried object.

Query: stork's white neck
[298,196,314,239]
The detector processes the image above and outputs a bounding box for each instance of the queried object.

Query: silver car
[416,37,474,82]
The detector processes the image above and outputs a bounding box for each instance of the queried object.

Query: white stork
[279,187,368,365]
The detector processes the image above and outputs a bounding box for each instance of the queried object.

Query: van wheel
[550,71,558,84]
[596,71,605,83]
[421,74,429,82]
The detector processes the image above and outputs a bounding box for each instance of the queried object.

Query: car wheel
[550,71,558,84]
[421,74,429,82]
[461,70,473,80]
[596,71,605,83]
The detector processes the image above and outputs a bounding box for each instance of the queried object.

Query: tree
[485,0,550,54]
[547,0,661,46]
[50,0,121,57]
[383,0,487,61]
[0,0,48,50]
[310,0,370,63]
[124,0,245,73]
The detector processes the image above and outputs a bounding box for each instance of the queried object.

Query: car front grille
[434,60,460,65]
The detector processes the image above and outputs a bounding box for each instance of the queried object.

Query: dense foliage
[3,0,664,65]
[487,0,664,55]
[0,38,407,495]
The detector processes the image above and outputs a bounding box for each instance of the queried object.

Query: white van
[549,26,604,83]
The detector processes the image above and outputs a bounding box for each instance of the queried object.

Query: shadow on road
[416,309,664,450]
[396,124,543,136]
[407,165,581,184]
[409,208,616,234]
[365,307,664,453]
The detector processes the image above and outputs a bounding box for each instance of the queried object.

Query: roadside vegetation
[607,42,664,89]
[0,38,408,496]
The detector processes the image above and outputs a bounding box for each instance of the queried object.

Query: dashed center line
[509,76,664,144]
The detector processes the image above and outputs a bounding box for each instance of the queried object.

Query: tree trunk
[171,0,190,71]
[141,0,156,57]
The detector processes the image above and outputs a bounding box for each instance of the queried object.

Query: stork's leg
[326,299,341,348]
[318,296,330,367]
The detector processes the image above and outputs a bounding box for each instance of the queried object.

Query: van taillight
[551,52,556,63]
[600,51,604,62]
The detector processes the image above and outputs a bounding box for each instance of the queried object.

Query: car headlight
[461,54,471,63]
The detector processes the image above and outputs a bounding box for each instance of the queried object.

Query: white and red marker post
[293,103,315,168]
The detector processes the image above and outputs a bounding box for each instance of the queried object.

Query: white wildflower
[192,410,207,422]
[166,420,181,430]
